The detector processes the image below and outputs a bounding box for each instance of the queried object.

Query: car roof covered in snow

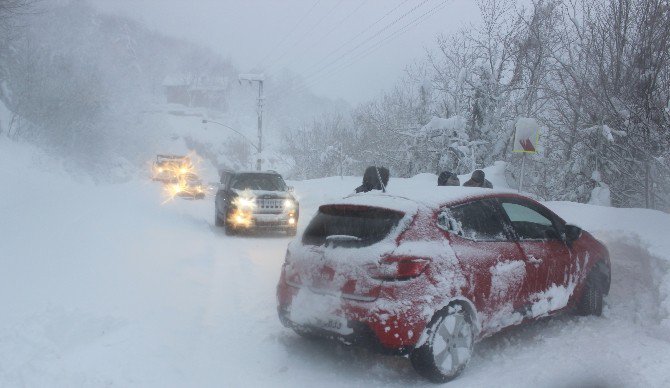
[325,186,520,214]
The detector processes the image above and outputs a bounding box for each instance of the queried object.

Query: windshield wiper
[325,235,362,247]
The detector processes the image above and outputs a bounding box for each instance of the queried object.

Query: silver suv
[214,170,299,236]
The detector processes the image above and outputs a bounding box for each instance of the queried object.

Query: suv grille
[258,198,284,210]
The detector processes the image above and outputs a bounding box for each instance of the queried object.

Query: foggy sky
[90,0,482,105]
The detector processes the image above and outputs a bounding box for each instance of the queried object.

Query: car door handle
[526,256,543,266]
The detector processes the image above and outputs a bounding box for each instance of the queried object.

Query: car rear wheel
[576,272,604,316]
[410,304,474,383]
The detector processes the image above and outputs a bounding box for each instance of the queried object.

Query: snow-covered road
[1,141,670,387]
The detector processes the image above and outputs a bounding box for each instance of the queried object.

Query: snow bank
[547,201,670,330]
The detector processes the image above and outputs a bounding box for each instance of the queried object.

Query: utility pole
[239,74,264,171]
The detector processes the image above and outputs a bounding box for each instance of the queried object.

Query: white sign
[513,117,540,153]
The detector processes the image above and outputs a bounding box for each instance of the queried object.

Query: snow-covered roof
[162,74,228,88]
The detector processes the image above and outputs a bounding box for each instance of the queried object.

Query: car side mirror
[564,224,582,244]
[288,186,295,193]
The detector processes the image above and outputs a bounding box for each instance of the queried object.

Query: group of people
[438,169,493,188]
[354,166,493,193]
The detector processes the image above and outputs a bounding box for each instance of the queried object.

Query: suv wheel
[224,214,237,236]
[214,208,224,227]
[224,223,237,236]
[410,304,474,383]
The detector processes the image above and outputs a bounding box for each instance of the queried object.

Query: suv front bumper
[229,209,298,231]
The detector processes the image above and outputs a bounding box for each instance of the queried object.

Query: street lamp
[202,119,260,170]
[201,119,259,153]
[238,73,264,171]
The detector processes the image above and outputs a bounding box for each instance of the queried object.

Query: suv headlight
[234,196,256,209]
[284,199,296,209]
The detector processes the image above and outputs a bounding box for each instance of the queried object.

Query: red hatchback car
[276,187,611,383]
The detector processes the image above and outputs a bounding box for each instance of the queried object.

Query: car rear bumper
[276,277,428,353]
[277,304,412,355]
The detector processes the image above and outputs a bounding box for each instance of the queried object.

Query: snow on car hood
[232,188,291,198]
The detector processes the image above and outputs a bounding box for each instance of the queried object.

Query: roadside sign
[513,117,540,153]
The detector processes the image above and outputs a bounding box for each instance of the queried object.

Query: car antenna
[375,165,386,193]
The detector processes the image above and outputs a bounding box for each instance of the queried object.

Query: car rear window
[302,205,405,247]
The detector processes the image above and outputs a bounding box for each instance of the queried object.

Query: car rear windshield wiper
[325,235,363,247]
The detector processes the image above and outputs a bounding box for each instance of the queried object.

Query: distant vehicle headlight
[284,199,296,209]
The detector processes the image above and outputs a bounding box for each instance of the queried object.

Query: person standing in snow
[355,166,390,193]
[437,171,460,186]
[463,170,493,188]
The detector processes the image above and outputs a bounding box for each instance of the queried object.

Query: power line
[308,0,450,87]
[300,0,413,76]
[277,0,370,72]
[266,0,434,99]
[301,0,429,81]
[254,0,322,71]
[273,0,449,99]
[263,0,345,73]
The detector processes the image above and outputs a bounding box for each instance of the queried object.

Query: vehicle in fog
[215,170,299,235]
[276,187,611,383]
[152,154,192,183]
[170,173,206,200]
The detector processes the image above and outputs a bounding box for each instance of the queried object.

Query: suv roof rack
[221,169,280,175]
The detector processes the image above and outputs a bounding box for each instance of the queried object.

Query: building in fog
[163,74,228,111]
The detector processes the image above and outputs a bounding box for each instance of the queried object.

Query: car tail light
[368,256,430,280]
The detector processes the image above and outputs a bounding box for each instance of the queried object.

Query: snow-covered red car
[276,188,611,383]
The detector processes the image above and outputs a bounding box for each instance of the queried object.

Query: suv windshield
[302,205,404,247]
[231,173,287,191]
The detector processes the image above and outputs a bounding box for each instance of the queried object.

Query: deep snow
[1,138,670,387]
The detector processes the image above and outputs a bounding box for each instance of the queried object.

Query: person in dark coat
[463,169,493,188]
[355,166,390,193]
[437,171,460,186]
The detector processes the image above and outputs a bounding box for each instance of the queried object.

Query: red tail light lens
[368,256,430,280]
